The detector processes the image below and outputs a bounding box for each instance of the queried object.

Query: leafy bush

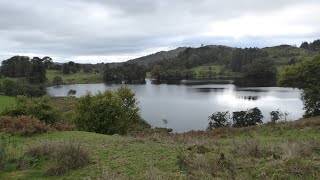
[208,111,230,130]
[270,110,283,123]
[208,107,263,129]
[0,116,51,136]
[75,86,147,135]
[232,107,263,127]
[27,141,90,176]
[2,96,59,124]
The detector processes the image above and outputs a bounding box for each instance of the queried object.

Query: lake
[47,79,304,132]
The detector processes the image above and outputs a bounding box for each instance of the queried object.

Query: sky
[0,0,319,63]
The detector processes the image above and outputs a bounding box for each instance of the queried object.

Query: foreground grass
[0,117,319,179]
[0,95,14,112]
[46,70,103,85]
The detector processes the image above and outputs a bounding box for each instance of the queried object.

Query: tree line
[149,46,277,82]
[1,56,48,83]
[300,39,320,51]
[103,63,146,84]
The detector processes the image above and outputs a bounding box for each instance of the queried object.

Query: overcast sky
[0,0,319,63]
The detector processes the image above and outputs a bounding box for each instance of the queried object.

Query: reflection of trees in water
[194,88,225,93]
[237,96,259,101]
[234,77,277,87]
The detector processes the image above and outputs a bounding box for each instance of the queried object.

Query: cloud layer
[0,0,319,63]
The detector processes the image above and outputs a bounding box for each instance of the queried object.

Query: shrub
[208,111,230,130]
[0,116,51,136]
[45,142,90,176]
[177,150,235,179]
[0,141,6,171]
[231,140,267,158]
[270,110,283,123]
[52,122,76,131]
[26,142,61,159]
[232,107,263,127]
[75,87,147,135]
[2,96,59,124]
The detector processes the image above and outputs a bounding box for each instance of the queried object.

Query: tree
[62,64,70,74]
[243,58,277,79]
[27,57,47,83]
[52,76,63,87]
[270,110,283,124]
[232,111,247,127]
[245,107,263,126]
[207,111,230,130]
[232,107,263,127]
[151,65,161,77]
[1,78,18,96]
[300,42,309,49]
[74,87,144,135]
[280,56,320,117]
[42,56,53,69]
[1,56,30,77]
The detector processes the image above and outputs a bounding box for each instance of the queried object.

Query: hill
[263,45,318,65]
[0,117,319,179]
[127,47,187,65]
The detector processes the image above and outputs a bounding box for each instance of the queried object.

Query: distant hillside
[263,45,318,65]
[127,47,187,65]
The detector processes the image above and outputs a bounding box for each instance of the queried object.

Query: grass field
[0,95,14,112]
[0,117,319,179]
[46,70,103,85]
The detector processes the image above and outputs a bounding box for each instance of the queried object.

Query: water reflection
[47,79,303,132]
[237,96,259,101]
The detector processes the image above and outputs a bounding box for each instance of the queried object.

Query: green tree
[300,42,309,49]
[207,111,230,130]
[270,110,283,124]
[74,87,143,135]
[280,56,320,117]
[62,64,71,74]
[1,56,30,77]
[52,76,63,87]
[232,107,263,127]
[27,57,47,83]
[1,78,18,96]
[243,58,277,79]
[151,65,161,77]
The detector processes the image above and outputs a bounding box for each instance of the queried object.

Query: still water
[47,79,304,132]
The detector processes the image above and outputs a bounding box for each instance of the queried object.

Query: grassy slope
[0,95,14,112]
[1,117,319,179]
[192,65,242,78]
[263,45,318,65]
[46,70,103,85]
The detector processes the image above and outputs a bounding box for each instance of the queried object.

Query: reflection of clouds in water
[216,89,303,122]
[48,82,304,132]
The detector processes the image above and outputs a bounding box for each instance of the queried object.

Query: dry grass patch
[26,141,90,176]
[0,116,51,136]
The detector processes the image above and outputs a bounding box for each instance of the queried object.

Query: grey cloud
[0,0,319,63]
